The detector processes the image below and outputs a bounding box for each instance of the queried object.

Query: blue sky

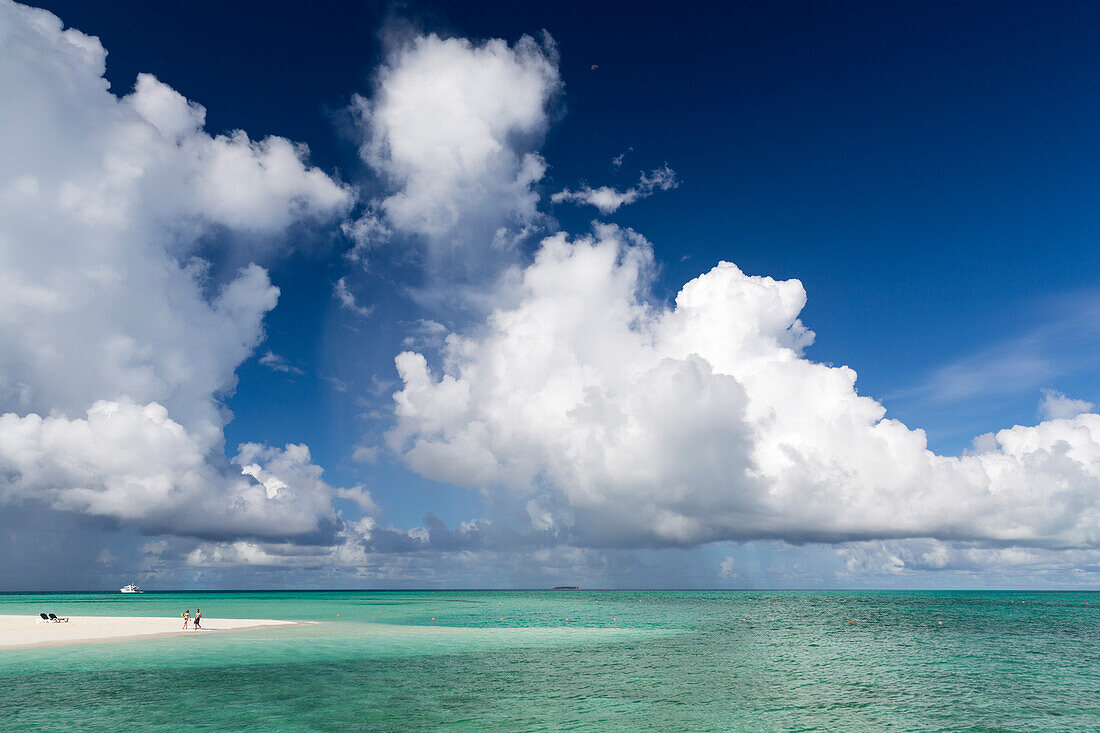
[56,0,1099,451]
[2,0,1100,589]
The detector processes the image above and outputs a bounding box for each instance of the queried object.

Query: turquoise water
[1,591,1098,731]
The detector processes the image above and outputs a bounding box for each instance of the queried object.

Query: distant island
[551,586,579,590]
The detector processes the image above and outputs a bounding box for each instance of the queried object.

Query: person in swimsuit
[183,609,190,630]
[194,608,201,630]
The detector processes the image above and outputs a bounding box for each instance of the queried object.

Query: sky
[1,0,1099,590]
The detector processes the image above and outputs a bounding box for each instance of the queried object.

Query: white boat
[120,583,142,594]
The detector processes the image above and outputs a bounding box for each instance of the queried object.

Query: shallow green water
[1,590,1097,731]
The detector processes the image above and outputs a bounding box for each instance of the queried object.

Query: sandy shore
[0,614,299,650]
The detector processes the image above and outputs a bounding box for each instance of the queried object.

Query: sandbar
[0,614,299,650]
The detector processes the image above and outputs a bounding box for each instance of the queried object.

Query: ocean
[1,590,1097,731]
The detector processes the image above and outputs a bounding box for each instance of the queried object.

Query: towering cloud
[0,1,353,541]
[4,2,1097,585]
[390,225,1100,551]
[348,32,561,279]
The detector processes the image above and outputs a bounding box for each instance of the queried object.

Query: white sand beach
[0,615,298,649]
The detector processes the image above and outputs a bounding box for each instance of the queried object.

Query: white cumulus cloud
[0,400,340,540]
[349,31,560,280]
[0,1,355,543]
[836,538,1100,583]
[389,225,1100,551]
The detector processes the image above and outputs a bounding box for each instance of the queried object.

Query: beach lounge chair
[48,613,68,623]
[38,613,50,623]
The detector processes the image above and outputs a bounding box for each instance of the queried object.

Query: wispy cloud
[334,277,373,317]
[321,374,350,392]
[341,209,391,266]
[334,485,379,513]
[350,445,380,464]
[401,318,448,349]
[899,292,1100,403]
[551,165,678,214]
[1038,388,1093,420]
[259,351,304,376]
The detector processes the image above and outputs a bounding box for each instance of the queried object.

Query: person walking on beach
[194,608,201,630]
[182,609,190,630]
